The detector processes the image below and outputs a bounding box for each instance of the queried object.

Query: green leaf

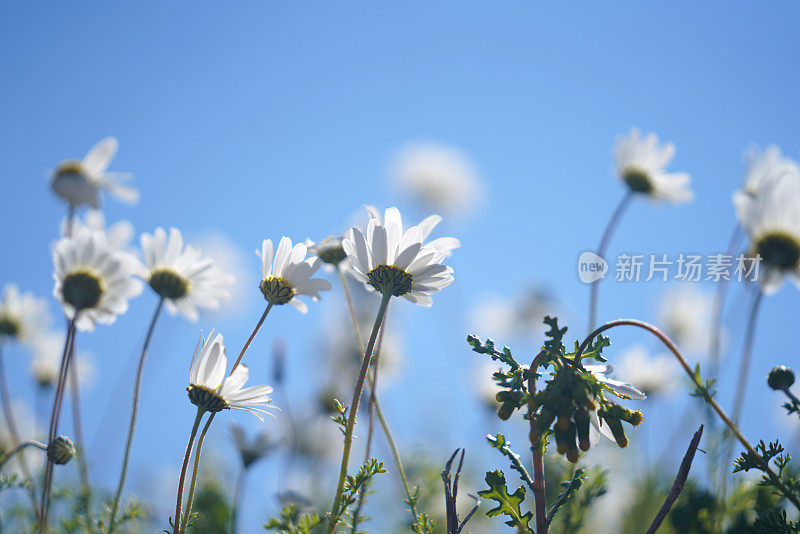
[477,470,533,532]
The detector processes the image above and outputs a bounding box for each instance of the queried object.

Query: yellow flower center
[622,167,653,194]
[260,276,295,305]
[62,270,104,311]
[149,268,190,300]
[187,385,228,413]
[0,314,20,338]
[756,232,800,270]
[367,265,413,296]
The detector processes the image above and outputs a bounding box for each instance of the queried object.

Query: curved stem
[337,269,420,522]
[709,224,744,377]
[230,466,246,534]
[0,440,47,472]
[173,408,204,534]
[577,318,800,512]
[588,190,634,333]
[730,290,764,427]
[230,303,272,373]
[39,317,77,533]
[527,354,547,534]
[182,413,214,533]
[327,291,392,533]
[108,297,165,533]
[0,343,39,510]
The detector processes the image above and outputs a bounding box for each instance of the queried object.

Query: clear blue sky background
[1,2,799,531]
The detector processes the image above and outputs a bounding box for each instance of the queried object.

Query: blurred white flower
[187,331,274,420]
[52,227,143,331]
[658,284,714,355]
[474,359,502,410]
[344,206,457,306]
[0,284,51,345]
[62,210,134,250]
[305,235,348,273]
[30,331,96,389]
[741,145,800,197]
[614,128,693,203]
[139,227,234,321]
[469,288,557,339]
[51,137,138,209]
[615,345,678,396]
[734,170,800,295]
[0,401,45,477]
[257,237,332,313]
[390,143,483,216]
[195,232,255,317]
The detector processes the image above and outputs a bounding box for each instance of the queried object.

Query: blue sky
[1,2,799,531]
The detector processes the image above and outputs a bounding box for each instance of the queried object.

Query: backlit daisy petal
[219,365,249,397]
[394,243,422,270]
[258,236,330,311]
[82,137,118,176]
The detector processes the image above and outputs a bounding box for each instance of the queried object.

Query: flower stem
[0,440,47,472]
[730,289,763,428]
[527,354,547,534]
[108,297,165,533]
[588,190,634,333]
[0,343,39,510]
[68,344,91,519]
[337,268,420,523]
[708,224,744,376]
[230,466,247,534]
[39,317,77,533]
[327,290,392,533]
[576,318,800,512]
[230,303,272,373]
[173,408,205,534]
[182,413,214,534]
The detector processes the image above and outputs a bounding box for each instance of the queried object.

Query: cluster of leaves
[265,505,321,533]
[733,439,800,504]
[327,458,386,528]
[467,334,533,420]
[781,394,800,420]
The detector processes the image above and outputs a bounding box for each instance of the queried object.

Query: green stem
[109,297,165,533]
[588,190,634,333]
[327,291,391,533]
[0,440,47,472]
[39,317,77,533]
[527,354,547,534]
[730,289,763,427]
[230,466,247,534]
[576,318,800,513]
[182,413,214,533]
[173,408,205,534]
[230,303,272,373]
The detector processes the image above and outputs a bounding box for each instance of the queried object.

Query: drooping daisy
[734,170,800,294]
[52,227,143,331]
[139,227,234,321]
[614,128,693,203]
[741,145,800,197]
[187,331,273,420]
[63,210,134,250]
[390,143,483,216]
[51,137,138,209]
[256,237,331,313]
[344,206,457,306]
[0,284,51,344]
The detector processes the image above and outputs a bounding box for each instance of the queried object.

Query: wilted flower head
[734,170,800,294]
[390,143,483,216]
[52,227,143,331]
[741,145,800,197]
[344,206,457,306]
[0,284,51,344]
[257,237,332,313]
[231,422,276,468]
[51,137,138,209]
[139,227,234,321]
[614,128,693,203]
[187,331,274,420]
[659,284,714,355]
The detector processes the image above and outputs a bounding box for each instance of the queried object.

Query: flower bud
[768,365,795,391]
[604,416,628,448]
[47,435,76,465]
[574,409,591,452]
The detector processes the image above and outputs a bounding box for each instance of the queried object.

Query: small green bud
[574,409,591,452]
[768,365,795,391]
[47,436,76,465]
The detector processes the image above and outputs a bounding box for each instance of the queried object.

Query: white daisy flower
[344,206,457,306]
[139,227,234,321]
[230,422,275,468]
[62,210,134,250]
[51,137,138,209]
[741,145,800,197]
[659,284,714,355]
[734,170,800,294]
[187,331,273,420]
[256,237,332,313]
[474,359,503,410]
[390,142,483,216]
[52,227,143,332]
[306,236,348,271]
[614,128,693,203]
[0,284,51,344]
